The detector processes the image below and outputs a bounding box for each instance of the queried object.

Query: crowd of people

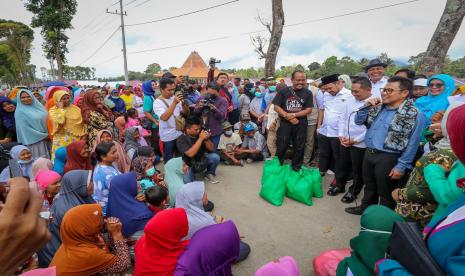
[0,57,465,275]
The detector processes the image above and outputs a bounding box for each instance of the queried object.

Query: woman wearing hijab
[377,104,465,275]
[32,157,53,178]
[109,89,126,116]
[415,74,456,125]
[93,129,130,173]
[0,145,35,183]
[63,140,92,174]
[175,181,215,239]
[132,156,157,192]
[134,208,189,276]
[133,85,145,118]
[0,96,17,143]
[107,172,153,239]
[15,89,51,159]
[174,221,240,276]
[392,103,463,227]
[142,79,162,156]
[7,86,27,104]
[335,205,404,275]
[50,204,131,275]
[45,86,70,139]
[256,256,300,276]
[48,90,86,160]
[164,157,187,207]
[53,146,66,175]
[238,83,254,116]
[250,86,265,124]
[124,127,142,161]
[37,170,94,267]
[338,74,352,90]
[35,170,61,210]
[81,90,114,146]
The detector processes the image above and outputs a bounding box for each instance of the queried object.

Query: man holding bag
[272,70,313,172]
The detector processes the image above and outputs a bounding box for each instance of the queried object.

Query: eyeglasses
[380,88,404,95]
[428,83,444,88]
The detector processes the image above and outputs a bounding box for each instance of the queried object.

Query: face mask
[224,130,233,136]
[18,159,32,164]
[269,85,277,92]
[111,95,119,99]
[255,92,263,98]
[146,167,156,177]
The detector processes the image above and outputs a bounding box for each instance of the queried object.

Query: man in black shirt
[272,70,313,171]
[176,116,220,184]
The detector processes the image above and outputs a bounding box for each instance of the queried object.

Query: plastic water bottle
[40,200,50,220]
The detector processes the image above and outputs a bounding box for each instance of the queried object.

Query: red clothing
[219,86,233,111]
[135,208,189,276]
[63,140,93,174]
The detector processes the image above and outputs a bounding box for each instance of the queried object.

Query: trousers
[276,121,307,171]
[303,124,317,164]
[317,134,339,173]
[360,150,401,210]
[335,145,366,195]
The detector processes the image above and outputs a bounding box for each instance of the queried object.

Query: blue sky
[2,0,464,77]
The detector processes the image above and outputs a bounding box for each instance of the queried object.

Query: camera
[209,57,221,67]
[200,94,215,114]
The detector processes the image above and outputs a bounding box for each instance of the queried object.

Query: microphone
[357,103,373,111]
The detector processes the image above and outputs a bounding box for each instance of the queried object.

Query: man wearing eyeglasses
[365,58,388,98]
[345,76,426,215]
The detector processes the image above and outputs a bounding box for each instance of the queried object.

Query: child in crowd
[133,156,158,193]
[237,123,269,163]
[218,121,243,166]
[144,185,169,214]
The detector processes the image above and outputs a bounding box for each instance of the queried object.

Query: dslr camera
[209,57,221,67]
[200,93,216,114]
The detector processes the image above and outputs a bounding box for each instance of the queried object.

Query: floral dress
[395,147,457,227]
[87,111,113,147]
[49,107,85,160]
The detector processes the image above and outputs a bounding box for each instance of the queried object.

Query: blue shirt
[355,106,426,173]
[186,91,201,106]
[93,164,121,215]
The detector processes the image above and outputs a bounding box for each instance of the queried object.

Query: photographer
[176,117,220,184]
[216,72,234,114]
[194,82,228,149]
[153,78,188,163]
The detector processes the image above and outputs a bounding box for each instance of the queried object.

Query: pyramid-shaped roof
[166,51,219,79]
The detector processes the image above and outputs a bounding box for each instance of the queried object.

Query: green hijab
[336,205,404,276]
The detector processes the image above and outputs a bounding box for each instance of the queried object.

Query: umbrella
[43,81,67,87]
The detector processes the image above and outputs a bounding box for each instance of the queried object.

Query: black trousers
[335,145,365,195]
[276,122,307,171]
[360,150,401,210]
[150,127,161,156]
[317,134,339,173]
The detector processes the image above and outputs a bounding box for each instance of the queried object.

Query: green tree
[0,43,20,85]
[0,20,34,85]
[307,62,320,71]
[145,63,161,76]
[25,0,78,81]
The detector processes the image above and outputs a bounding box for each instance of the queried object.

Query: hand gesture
[199,130,210,141]
[290,118,299,125]
[366,97,381,106]
[174,94,183,104]
[209,104,217,111]
[389,168,404,180]
[105,217,123,240]
[227,106,233,112]
[56,101,64,109]
[0,178,50,275]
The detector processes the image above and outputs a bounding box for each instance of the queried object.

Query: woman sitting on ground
[32,157,53,179]
[50,204,131,275]
[63,140,92,174]
[53,146,66,175]
[0,145,35,183]
[107,172,153,240]
[124,127,143,161]
[132,156,158,193]
[93,142,121,216]
[93,129,130,173]
[175,221,241,275]
[37,170,94,267]
[135,208,189,276]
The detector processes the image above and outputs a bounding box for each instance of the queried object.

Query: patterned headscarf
[132,156,151,181]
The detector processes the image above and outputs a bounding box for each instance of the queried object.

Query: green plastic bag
[259,157,287,206]
[285,166,323,205]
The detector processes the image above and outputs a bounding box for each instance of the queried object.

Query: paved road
[205,162,360,275]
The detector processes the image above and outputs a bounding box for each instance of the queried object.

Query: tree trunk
[56,0,64,80]
[265,0,284,77]
[419,0,465,76]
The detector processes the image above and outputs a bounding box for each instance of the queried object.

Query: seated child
[144,185,169,214]
[236,123,268,163]
[218,121,243,166]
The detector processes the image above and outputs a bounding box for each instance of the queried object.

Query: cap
[240,113,251,120]
[243,123,255,132]
[321,74,340,86]
[162,72,177,79]
[222,121,233,130]
[414,78,427,87]
[365,58,388,71]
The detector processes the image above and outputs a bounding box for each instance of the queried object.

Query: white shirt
[337,96,373,148]
[318,87,353,137]
[316,89,324,110]
[370,77,388,98]
[153,96,182,142]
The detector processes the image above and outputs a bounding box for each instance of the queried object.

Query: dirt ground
[205,161,361,276]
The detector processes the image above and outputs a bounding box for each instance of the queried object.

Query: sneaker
[205,174,219,184]
[246,158,253,164]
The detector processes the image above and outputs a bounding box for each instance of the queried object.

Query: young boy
[237,123,269,163]
[144,185,169,214]
[218,121,243,166]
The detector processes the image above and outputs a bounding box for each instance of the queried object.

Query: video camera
[209,57,221,67]
[200,93,216,114]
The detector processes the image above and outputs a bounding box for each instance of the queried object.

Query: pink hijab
[255,256,300,276]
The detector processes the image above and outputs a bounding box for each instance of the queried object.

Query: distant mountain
[393,60,409,67]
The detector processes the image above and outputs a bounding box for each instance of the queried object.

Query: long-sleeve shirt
[355,105,426,173]
[99,239,131,275]
[318,87,353,137]
[370,77,387,98]
[194,96,228,136]
[338,96,373,148]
